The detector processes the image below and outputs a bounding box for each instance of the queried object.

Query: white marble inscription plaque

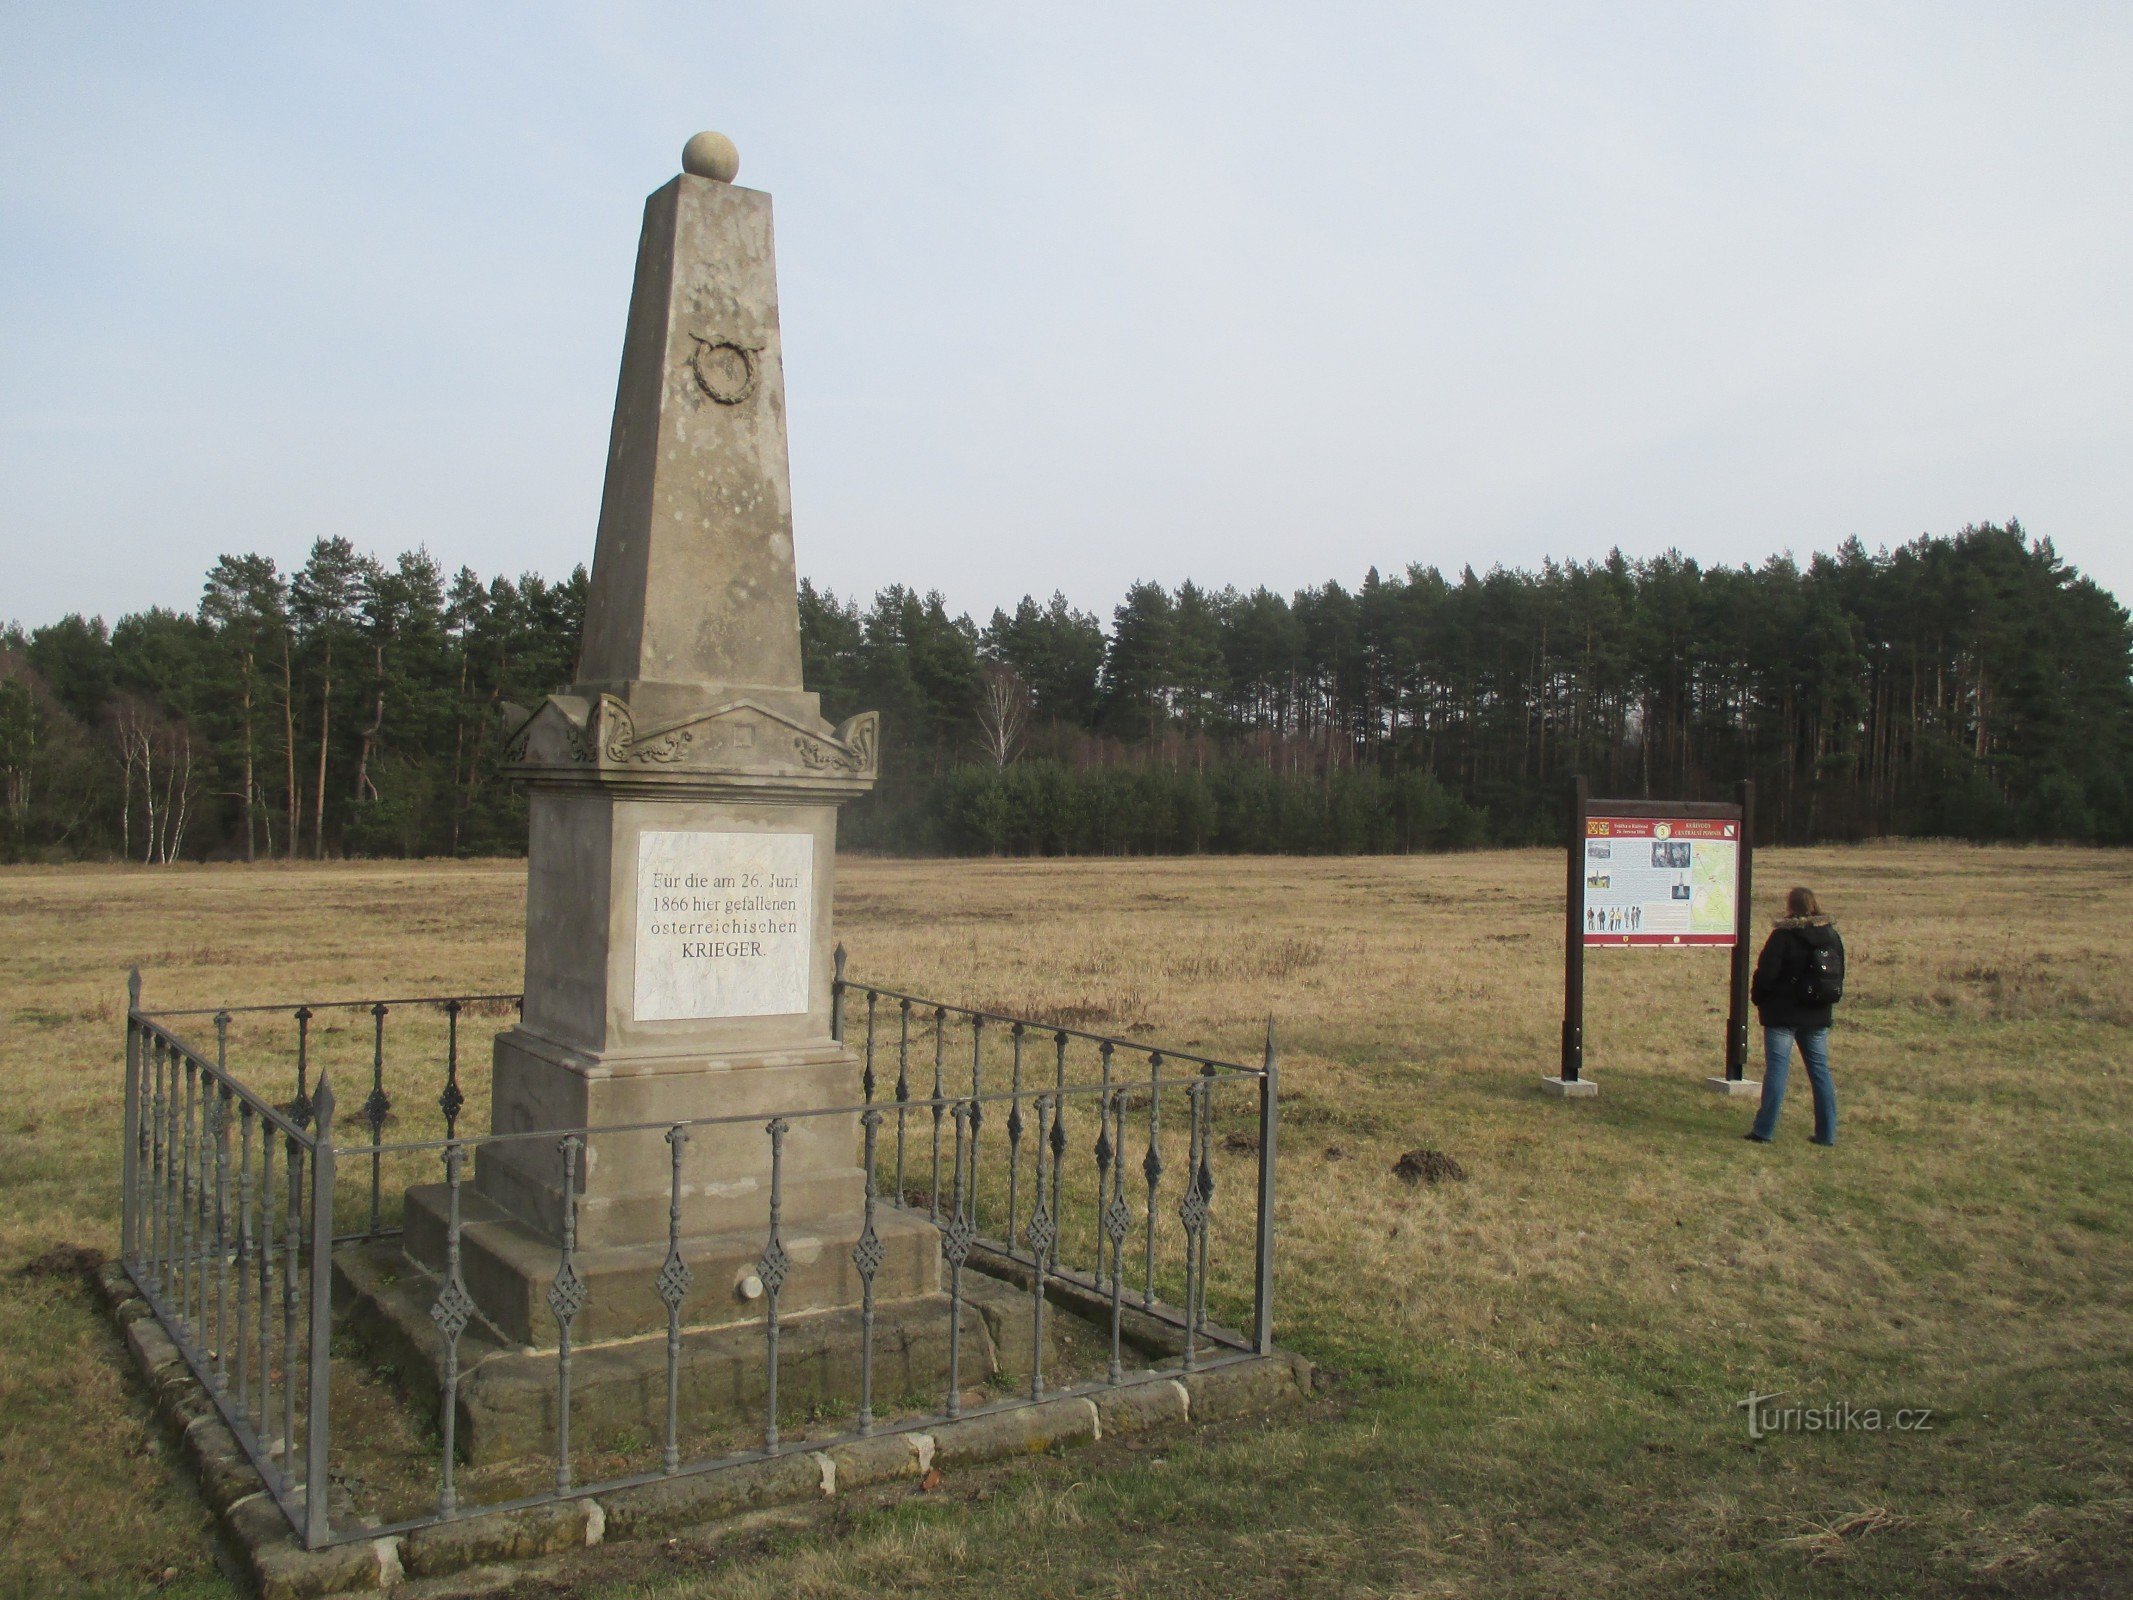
[634,830,813,1021]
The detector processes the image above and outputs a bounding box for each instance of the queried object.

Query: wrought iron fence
[119,958,1279,1551]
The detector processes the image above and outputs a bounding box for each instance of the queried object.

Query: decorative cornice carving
[505,693,875,788]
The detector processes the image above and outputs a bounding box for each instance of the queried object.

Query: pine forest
[3,522,2128,862]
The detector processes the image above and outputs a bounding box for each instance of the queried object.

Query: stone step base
[403,1180,940,1345]
[335,1240,1042,1465]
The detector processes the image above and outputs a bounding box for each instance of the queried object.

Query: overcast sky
[4,3,2130,634]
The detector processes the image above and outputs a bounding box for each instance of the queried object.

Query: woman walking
[1745,887,1845,1146]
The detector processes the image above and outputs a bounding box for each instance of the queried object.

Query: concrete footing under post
[1705,1076,1762,1098]
[1537,1076,1599,1098]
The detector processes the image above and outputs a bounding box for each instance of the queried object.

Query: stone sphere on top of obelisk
[680,130,740,182]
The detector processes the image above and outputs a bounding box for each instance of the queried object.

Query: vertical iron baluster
[1193,1067,1217,1357]
[234,1100,253,1424]
[1093,1041,1115,1286]
[365,1003,391,1236]
[1005,1023,1025,1244]
[1103,1089,1131,1383]
[121,976,141,1263]
[657,1125,693,1476]
[257,1123,275,1437]
[966,1018,984,1235]
[1253,1019,1280,1356]
[928,1008,946,1221]
[894,1000,911,1203]
[758,1118,791,1450]
[281,1126,303,1492]
[862,990,878,1104]
[196,1063,215,1334]
[303,1080,336,1550]
[148,1036,166,1292]
[1025,1094,1055,1401]
[853,1109,884,1435]
[439,1000,464,1141]
[430,1142,472,1516]
[1142,1054,1164,1309]
[164,1041,181,1297]
[1049,1033,1068,1248]
[213,1009,231,1377]
[831,943,847,1045]
[291,1007,312,1127]
[549,1135,585,1493]
[942,1102,974,1419]
[1177,1083,1211,1373]
[1179,1076,1210,1372]
[211,1083,231,1393]
[180,1051,198,1331]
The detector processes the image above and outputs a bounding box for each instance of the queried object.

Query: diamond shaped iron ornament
[942,1210,976,1267]
[431,1276,475,1340]
[437,1079,464,1124]
[1103,1193,1133,1245]
[1026,1202,1057,1259]
[547,1260,587,1324]
[363,1086,392,1133]
[852,1225,884,1283]
[656,1251,693,1310]
[1179,1183,1209,1234]
[757,1238,790,1296]
[1143,1144,1163,1187]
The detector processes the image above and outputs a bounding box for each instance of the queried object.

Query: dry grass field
[3,844,2130,1598]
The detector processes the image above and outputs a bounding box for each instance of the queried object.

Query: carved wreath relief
[688,335,761,405]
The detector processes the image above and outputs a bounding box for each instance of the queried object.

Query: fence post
[1725,778,1756,1081]
[121,968,142,1263]
[303,1080,337,1550]
[1253,1017,1279,1356]
[830,943,846,1045]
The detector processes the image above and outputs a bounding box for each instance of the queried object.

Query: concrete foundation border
[96,1260,1313,1597]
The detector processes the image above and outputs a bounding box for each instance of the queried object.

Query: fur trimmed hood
[1772,914,1839,947]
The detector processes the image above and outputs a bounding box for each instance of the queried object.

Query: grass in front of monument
[2,845,2130,1597]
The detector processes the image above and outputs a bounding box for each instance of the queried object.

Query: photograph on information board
[1582,817,1739,945]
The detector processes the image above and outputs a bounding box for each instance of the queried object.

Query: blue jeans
[1750,1027,1836,1144]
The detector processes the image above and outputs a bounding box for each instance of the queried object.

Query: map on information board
[1582,816,1739,946]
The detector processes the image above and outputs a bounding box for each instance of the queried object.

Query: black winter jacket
[1750,916,1844,1031]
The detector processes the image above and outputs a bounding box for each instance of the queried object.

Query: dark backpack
[1793,937,1845,1007]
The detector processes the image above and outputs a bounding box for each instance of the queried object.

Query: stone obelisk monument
[404,131,935,1347]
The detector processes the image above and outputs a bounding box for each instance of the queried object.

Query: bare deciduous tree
[975,661,1031,770]
[112,700,202,864]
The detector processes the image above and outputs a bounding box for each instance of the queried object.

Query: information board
[633,829,813,1021]
[1581,815,1739,946]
